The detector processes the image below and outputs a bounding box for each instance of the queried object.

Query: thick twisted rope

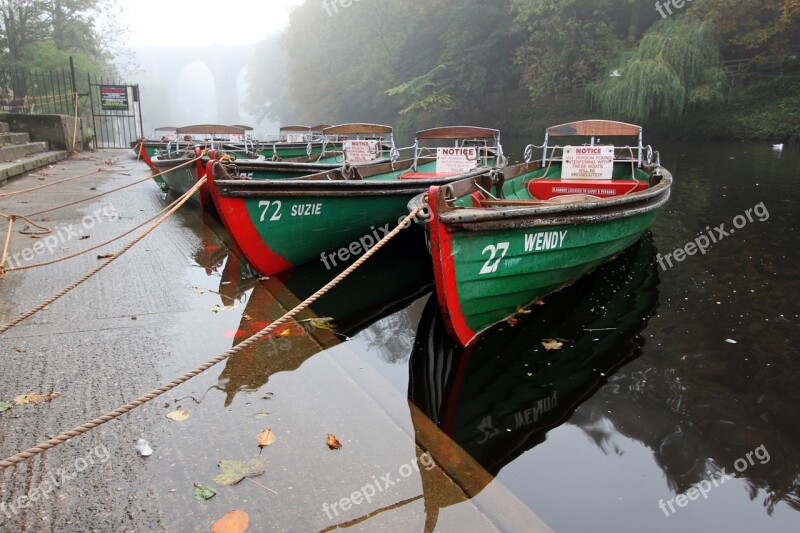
[0,167,109,199]
[0,177,207,336]
[24,154,201,218]
[0,205,424,470]
[5,200,175,274]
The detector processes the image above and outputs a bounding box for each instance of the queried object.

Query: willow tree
[589,18,726,122]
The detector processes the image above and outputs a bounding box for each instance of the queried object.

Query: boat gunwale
[414,164,672,227]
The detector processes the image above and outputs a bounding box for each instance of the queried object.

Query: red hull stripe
[138,143,156,171]
[205,161,293,275]
[428,186,477,347]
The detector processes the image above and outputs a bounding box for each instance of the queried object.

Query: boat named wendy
[408,119,672,347]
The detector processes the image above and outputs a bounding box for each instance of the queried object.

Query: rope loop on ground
[0,205,424,471]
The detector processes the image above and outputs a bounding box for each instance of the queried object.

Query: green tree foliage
[688,0,800,60]
[510,0,658,103]
[0,0,117,74]
[588,18,726,121]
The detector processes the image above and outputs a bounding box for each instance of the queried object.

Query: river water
[157,139,799,531]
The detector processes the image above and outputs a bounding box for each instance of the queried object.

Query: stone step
[0,132,31,145]
[0,149,68,186]
[0,141,49,163]
[0,122,9,133]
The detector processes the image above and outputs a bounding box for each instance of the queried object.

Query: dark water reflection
[186,140,798,531]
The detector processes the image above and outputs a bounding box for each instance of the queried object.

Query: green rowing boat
[408,119,672,347]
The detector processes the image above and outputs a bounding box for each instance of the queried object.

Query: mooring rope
[22,154,202,218]
[0,167,110,199]
[0,176,207,335]
[0,204,424,471]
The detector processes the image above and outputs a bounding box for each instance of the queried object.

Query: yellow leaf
[257,427,276,448]
[166,409,190,421]
[13,392,60,405]
[309,318,337,332]
[542,339,563,351]
[327,434,342,450]
[212,305,221,314]
[211,510,249,533]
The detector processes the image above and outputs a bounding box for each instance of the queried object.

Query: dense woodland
[1,1,798,142]
[245,0,800,142]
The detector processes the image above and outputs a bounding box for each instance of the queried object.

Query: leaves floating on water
[211,510,249,533]
[308,317,337,332]
[542,339,564,351]
[190,287,207,295]
[327,434,343,450]
[0,401,13,412]
[193,482,217,501]
[212,305,221,313]
[166,409,190,421]
[213,459,265,486]
[257,427,277,449]
[13,392,60,405]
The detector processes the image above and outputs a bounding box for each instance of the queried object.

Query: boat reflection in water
[408,233,659,528]
[215,228,433,406]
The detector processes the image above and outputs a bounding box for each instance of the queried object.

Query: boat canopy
[538,119,646,167]
[310,124,332,132]
[415,126,499,140]
[323,123,393,136]
[279,125,311,132]
[177,124,248,135]
[230,124,254,131]
[546,120,641,138]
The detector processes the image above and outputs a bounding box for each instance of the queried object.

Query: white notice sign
[436,147,478,174]
[562,146,615,179]
[286,133,305,143]
[343,140,380,163]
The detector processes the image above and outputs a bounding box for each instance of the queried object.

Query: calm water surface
[167,140,798,531]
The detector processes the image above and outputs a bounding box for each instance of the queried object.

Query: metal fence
[0,67,75,115]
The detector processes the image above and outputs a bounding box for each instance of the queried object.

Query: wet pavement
[0,141,799,532]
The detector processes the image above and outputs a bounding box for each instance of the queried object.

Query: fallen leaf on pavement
[166,409,190,421]
[257,427,276,449]
[13,392,60,405]
[0,401,13,412]
[327,434,342,450]
[193,482,216,501]
[97,253,113,259]
[211,510,249,533]
[213,459,265,485]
